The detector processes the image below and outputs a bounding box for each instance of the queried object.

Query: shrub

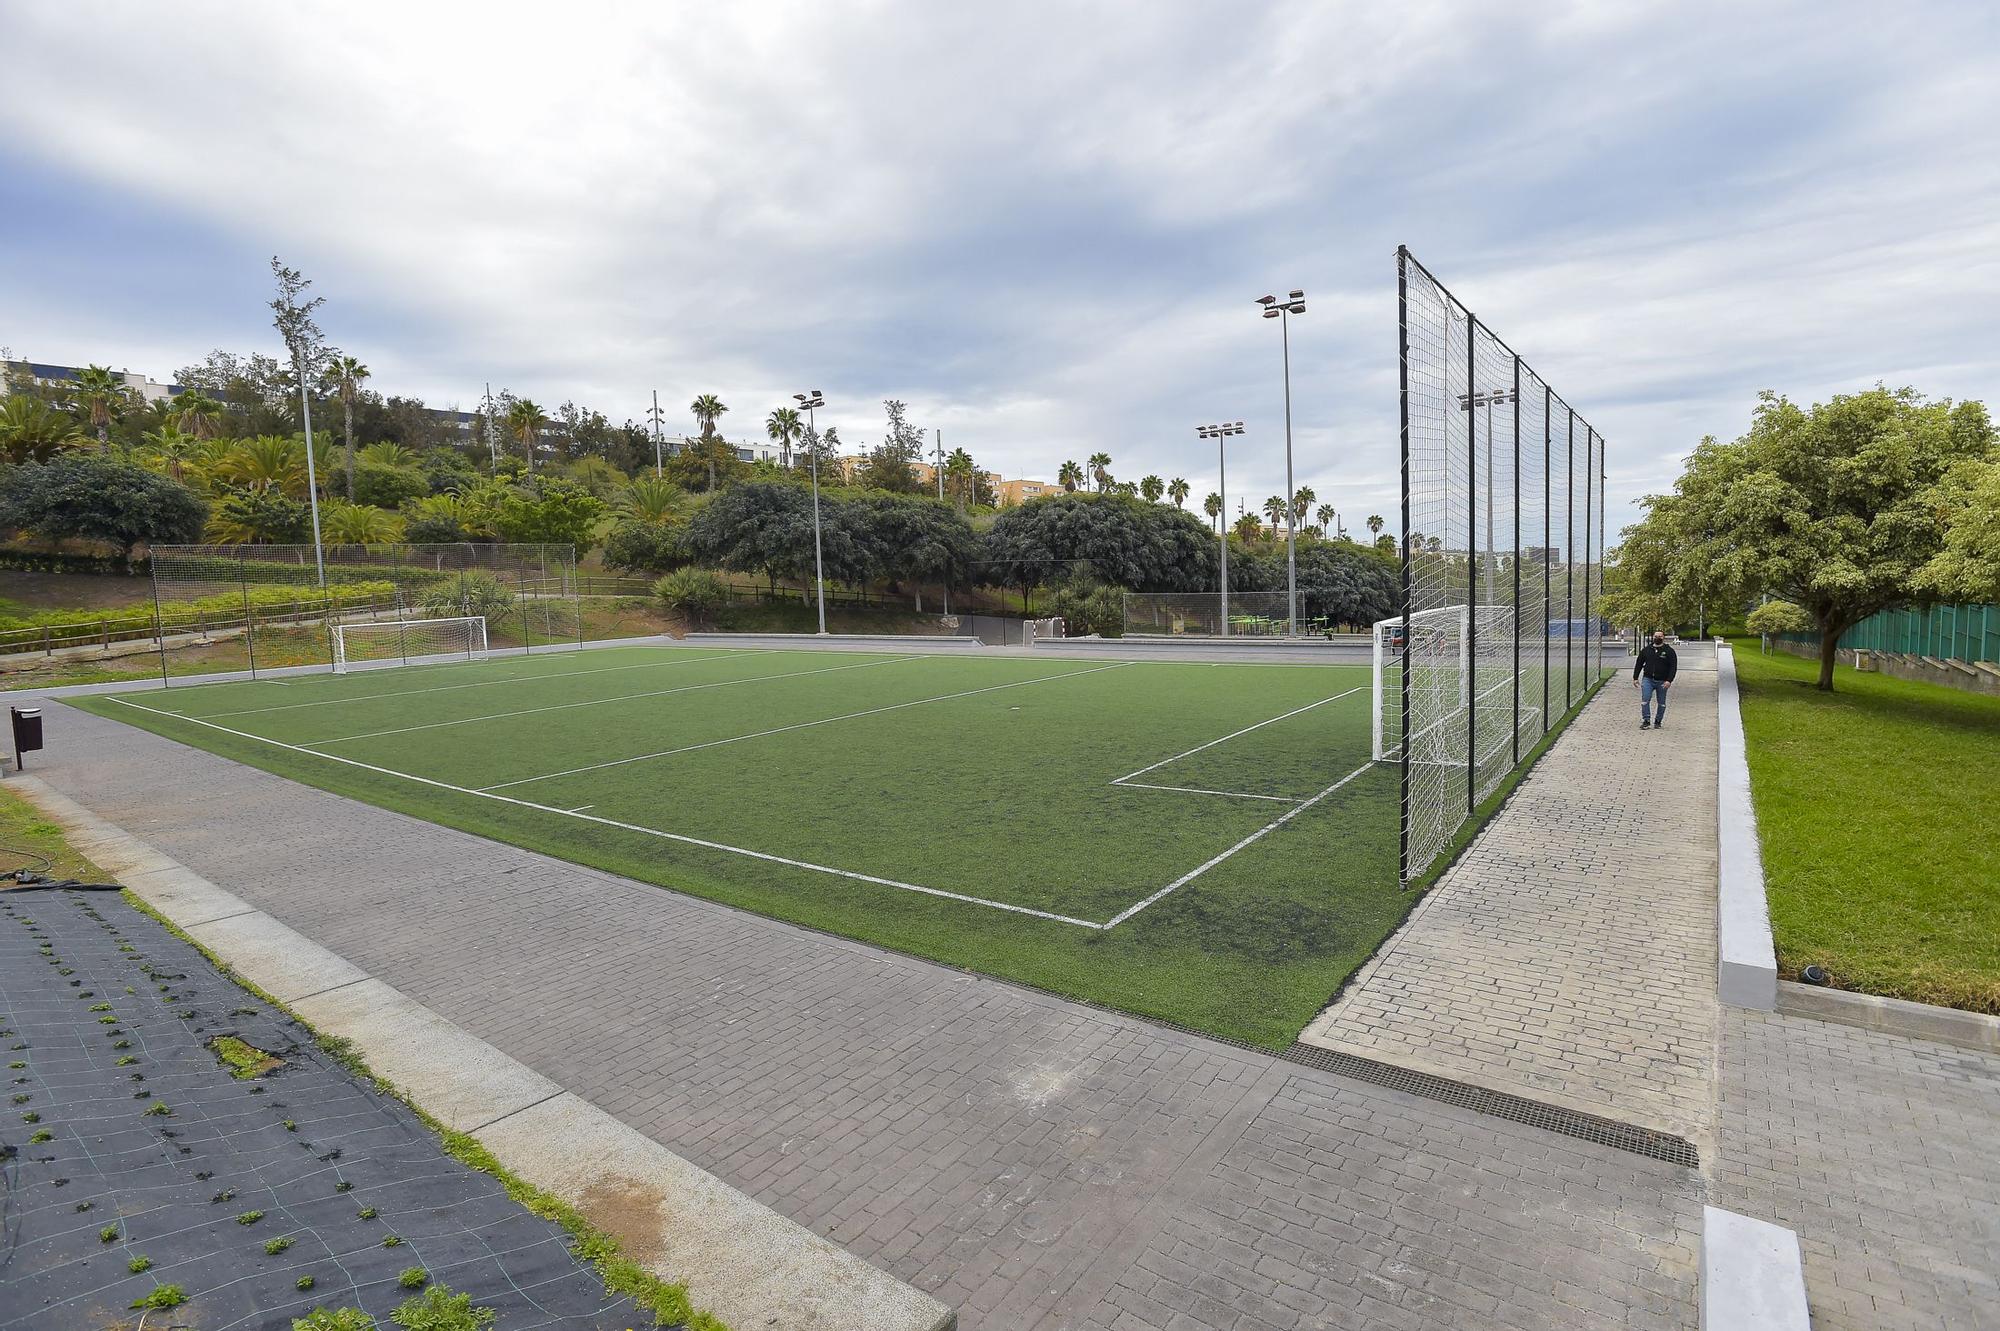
[418,571,513,621]
[654,568,726,627]
[293,1308,377,1331]
[1045,578,1127,638]
[388,1283,494,1331]
[1745,599,1814,636]
[130,1285,187,1310]
[350,463,431,510]
[398,1266,428,1288]
[602,518,692,575]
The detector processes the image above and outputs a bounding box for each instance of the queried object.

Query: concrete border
[9,776,955,1331]
[1700,1205,1809,1330]
[683,631,984,651]
[1715,643,1777,1010]
[1777,979,2000,1054]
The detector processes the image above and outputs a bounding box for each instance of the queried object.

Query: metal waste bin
[11,706,42,771]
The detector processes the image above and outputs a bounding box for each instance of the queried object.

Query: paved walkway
[28,698,1702,1330]
[1715,1007,2000,1329]
[1302,648,1720,1147]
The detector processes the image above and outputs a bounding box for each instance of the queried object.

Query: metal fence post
[1543,386,1551,735]
[1583,426,1594,681]
[1465,312,1478,817]
[1566,407,1575,709]
[1511,354,1522,767]
[1396,246,1413,887]
[240,550,258,680]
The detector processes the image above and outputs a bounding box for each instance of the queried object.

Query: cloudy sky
[3,1,1996,539]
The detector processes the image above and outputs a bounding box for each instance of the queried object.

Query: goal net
[332,616,489,674]
[1372,606,1467,762]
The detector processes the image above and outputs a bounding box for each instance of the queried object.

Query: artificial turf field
[77,643,1412,1046]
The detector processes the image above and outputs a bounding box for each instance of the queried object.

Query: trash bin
[11,706,42,771]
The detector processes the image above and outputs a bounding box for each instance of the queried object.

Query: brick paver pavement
[30,697,1703,1328]
[1714,1007,2000,1330]
[1301,649,1719,1146]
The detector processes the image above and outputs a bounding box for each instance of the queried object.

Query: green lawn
[1733,642,2000,1013]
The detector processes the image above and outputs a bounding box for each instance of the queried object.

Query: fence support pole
[1511,354,1522,767]
[152,559,169,689]
[240,551,258,680]
[1396,246,1413,887]
[1566,407,1575,710]
[1465,312,1478,818]
[1543,387,1551,736]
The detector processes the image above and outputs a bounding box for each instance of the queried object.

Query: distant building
[2,360,181,404]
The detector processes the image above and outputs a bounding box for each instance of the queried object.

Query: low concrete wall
[684,631,984,652]
[1716,644,1778,1010]
[1701,1206,1810,1330]
[1777,980,2000,1055]
[1769,638,2000,697]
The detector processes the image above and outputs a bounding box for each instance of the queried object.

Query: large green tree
[1619,387,1994,689]
[324,354,370,498]
[0,453,207,562]
[69,365,127,443]
[980,492,1216,604]
[1916,458,2000,602]
[0,396,85,461]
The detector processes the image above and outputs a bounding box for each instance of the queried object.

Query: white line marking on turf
[1100,759,1376,928]
[1107,685,1364,787]
[1112,781,1303,804]
[479,661,1136,792]
[199,649,763,718]
[564,805,594,813]
[106,697,1110,931]
[306,655,924,746]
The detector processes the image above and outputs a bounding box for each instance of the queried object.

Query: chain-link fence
[1398,248,1608,884]
[1122,591,1300,636]
[146,543,580,685]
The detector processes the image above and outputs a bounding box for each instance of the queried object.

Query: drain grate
[1281,1043,1701,1169]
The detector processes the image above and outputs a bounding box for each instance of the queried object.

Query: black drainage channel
[1281,1042,1701,1169]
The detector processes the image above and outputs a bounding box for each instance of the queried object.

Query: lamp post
[1197,422,1244,636]
[647,390,666,479]
[1457,386,1515,607]
[1257,290,1305,635]
[794,390,829,634]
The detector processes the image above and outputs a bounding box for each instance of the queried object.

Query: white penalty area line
[1107,685,1364,787]
[306,654,924,746]
[107,696,1111,931]
[199,648,764,719]
[1112,781,1302,804]
[479,660,1137,792]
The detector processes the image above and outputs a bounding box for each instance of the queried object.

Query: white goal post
[332,616,490,675]
[1371,606,1469,762]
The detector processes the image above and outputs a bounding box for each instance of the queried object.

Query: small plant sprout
[235,1209,264,1225]
[129,1284,187,1311]
[129,1255,153,1273]
[297,1275,316,1291]
[382,1235,402,1248]
[265,1235,294,1255]
[398,1266,427,1289]
[28,1129,51,1143]
[143,1102,171,1117]
[20,1111,38,1123]
[99,1225,119,1243]
[357,1206,377,1220]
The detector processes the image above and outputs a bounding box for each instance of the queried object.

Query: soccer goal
[332,616,489,674]
[1371,606,1469,762]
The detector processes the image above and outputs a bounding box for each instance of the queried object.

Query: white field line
[307,655,924,746]
[1113,781,1302,804]
[1107,685,1364,787]
[203,648,761,719]
[107,696,1110,931]
[480,661,1136,792]
[1100,759,1376,928]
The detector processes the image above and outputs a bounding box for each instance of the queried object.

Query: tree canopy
[0,453,208,560]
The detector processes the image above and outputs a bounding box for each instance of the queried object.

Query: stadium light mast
[1257,290,1305,636]
[1458,386,1516,607]
[647,389,666,479]
[1197,421,1244,636]
[794,390,830,634]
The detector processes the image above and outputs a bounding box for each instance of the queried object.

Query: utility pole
[794,390,829,634]
[1197,422,1244,636]
[483,382,498,469]
[933,430,946,500]
[647,390,666,479]
[1257,290,1305,635]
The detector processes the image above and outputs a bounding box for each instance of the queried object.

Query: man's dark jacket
[1633,642,1678,682]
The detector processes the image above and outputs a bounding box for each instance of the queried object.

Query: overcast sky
[2,1,1996,539]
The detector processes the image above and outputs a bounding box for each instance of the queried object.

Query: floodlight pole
[1198,422,1244,636]
[295,368,326,588]
[650,389,664,479]
[795,391,829,634]
[1257,291,1305,635]
[1458,386,1515,609]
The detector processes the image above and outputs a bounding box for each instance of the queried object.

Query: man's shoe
[1655,716,1665,728]
[1640,721,1651,729]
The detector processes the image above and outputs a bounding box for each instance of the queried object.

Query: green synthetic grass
[78,644,1601,1046]
[1731,642,2000,1013]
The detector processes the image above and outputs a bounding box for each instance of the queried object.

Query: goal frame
[1372,605,1470,762]
[332,615,490,675]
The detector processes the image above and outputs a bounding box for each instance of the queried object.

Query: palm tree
[324,354,369,498]
[690,394,728,490]
[765,406,802,469]
[506,398,546,475]
[220,436,306,495]
[358,441,415,469]
[1140,475,1164,503]
[167,389,225,440]
[619,476,680,523]
[1233,512,1264,542]
[1367,514,1385,539]
[1316,503,1336,535]
[1291,485,1315,526]
[142,426,199,481]
[70,365,126,444]
[1058,460,1083,492]
[0,396,85,462]
[322,501,402,544]
[945,447,975,509]
[1167,477,1190,509]
[1087,451,1112,492]
[1262,494,1287,536]
[1203,492,1222,532]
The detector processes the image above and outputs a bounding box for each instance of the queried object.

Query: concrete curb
[1700,1205,1809,1330]
[684,631,985,651]
[1777,980,2000,1054]
[1715,644,1777,1010]
[9,776,956,1331]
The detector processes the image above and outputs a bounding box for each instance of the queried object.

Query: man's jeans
[1640,676,1669,724]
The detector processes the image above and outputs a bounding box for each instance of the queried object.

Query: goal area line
[107,680,1379,933]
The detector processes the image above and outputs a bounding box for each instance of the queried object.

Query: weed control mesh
[0,887,665,1330]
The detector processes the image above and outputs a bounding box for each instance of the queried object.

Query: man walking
[1634,629,1677,729]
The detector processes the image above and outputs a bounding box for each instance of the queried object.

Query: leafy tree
[1087,451,1112,492]
[211,488,311,544]
[0,454,207,561]
[1261,495,1286,534]
[69,364,127,443]
[602,518,694,574]
[855,400,923,493]
[324,354,369,497]
[0,396,85,461]
[1140,475,1164,503]
[1203,492,1222,531]
[417,448,480,496]
[494,478,606,552]
[684,481,834,598]
[860,492,980,611]
[321,501,401,544]
[168,389,225,440]
[1744,600,1813,637]
[505,398,546,476]
[141,426,199,481]
[1167,477,1189,509]
[765,406,803,469]
[1058,460,1083,493]
[1233,512,1264,542]
[269,258,332,457]
[401,495,470,544]
[1916,458,2000,601]
[351,463,430,510]
[981,493,1216,605]
[688,393,728,491]
[1618,387,1994,689]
